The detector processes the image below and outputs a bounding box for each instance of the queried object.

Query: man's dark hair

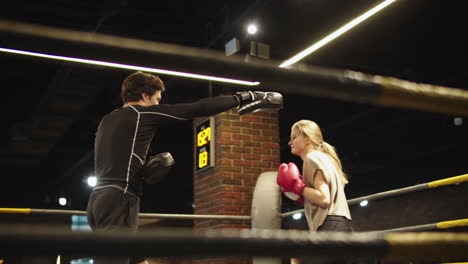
[121,71,165,103]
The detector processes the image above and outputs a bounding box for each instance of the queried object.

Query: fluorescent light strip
[279,0,397,68]
[0,47,260,86]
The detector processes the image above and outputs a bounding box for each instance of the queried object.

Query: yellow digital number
[197,127,211,147]
[198,151,208,168]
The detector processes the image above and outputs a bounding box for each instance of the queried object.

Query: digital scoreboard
[195,118,215,172]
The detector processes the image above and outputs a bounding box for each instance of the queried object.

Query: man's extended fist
[233,91,283,115]
[276,163,306,202]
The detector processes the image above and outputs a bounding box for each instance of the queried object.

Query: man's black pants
[87,186,144,264]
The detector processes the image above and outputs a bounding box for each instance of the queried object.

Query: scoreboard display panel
[195,118,215,172]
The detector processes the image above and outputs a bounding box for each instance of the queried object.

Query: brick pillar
[192,108,280,264]
[193,108,280,229]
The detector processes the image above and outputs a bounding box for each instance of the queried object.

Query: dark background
[0,0,467,215]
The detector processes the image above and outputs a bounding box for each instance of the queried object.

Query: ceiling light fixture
[292,213,302,220]
[247,24,258,35]
[360,200,369,207]
[279,0,397,68]
[87,176,97,187]
[0,47,260,86]
[58,197,67,206]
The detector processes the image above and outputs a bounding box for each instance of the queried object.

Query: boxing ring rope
[1,173,466,220]
[347,173,468,206]
[0,173,465,261]
[281,173,468,217]
[372,218,468,233]
[0,208,251,220]
[0,225,466,261]
[1,19,467,116]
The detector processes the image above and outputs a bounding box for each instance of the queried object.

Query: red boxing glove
[277,163,306,202]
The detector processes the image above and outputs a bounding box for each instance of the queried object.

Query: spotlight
[87,176,97,187]
[292,213,302,220]
[59,197,67,206]
[247,24,258,35]
[360,200,369,207]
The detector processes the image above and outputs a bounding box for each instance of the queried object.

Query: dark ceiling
[0,0,467,213]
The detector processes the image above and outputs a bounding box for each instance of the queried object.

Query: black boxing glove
[141,152,175,184]
[233,91,283,115]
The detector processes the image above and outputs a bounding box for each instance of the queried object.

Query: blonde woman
[277,120,352,232]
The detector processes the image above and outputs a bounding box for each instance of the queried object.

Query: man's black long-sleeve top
[94,95,238,196]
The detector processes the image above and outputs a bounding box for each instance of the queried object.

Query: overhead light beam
[0,47,260,86]
[279,0,397,68]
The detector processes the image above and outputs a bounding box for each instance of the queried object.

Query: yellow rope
[0,208,31,214]
[437,219,468,229]
[428,174,468,188]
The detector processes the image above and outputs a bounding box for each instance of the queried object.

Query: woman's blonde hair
[292,120,348,185]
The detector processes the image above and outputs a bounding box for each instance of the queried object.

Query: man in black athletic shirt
[86,71,282,264]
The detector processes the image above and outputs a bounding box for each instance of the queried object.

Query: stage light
[87,176,97,187]
[247,24,258,35]
[59,197,67,206]
[292,212,302,220]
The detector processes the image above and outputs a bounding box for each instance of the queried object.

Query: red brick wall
[193,108,280,229]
